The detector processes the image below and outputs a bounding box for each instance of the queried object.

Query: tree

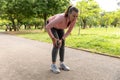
[76,0,101,29]
[33,0,70,28]
[0,0,35,31]
[0,0,70,31]
[111,10,120,27]
[117,0,120,7]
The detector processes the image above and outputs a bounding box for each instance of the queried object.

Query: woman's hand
[58,40,62,48]
[52,38,62,48]
[52,37,57,46]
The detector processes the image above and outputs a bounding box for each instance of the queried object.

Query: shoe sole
[59,67,70,71]
[50,69,60,74]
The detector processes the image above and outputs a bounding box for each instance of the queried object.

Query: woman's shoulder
[55,13,65,17]
[49,13,65,21]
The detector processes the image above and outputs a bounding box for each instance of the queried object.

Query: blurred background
[0,0,120,31]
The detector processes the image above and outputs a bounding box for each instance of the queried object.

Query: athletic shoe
[60,63,70,71]
[50,64,60,74]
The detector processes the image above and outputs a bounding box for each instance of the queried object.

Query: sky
[71,0,120,12]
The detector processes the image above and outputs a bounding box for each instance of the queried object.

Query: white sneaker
[50,64,60,74]
[60,63,70,71]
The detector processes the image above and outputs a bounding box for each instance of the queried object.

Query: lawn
[0,29,4,32]
[16,27,120,57]
[67,27,120,56]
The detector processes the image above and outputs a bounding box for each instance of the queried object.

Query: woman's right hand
[52,37,58,47]
[52,38,63,48]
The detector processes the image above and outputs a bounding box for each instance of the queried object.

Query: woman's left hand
[58,40,62,48]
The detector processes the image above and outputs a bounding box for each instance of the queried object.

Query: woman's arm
[62,20,76,40]
[46,16,62,39]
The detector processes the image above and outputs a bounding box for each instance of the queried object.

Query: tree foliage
[0,0,120,31]
[0,0,70,31]
[76,0,120,29]
[76,0,101,29]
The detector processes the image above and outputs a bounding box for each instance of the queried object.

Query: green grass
[16,27,120,57]
[66,27,120,56]
[0,29,4,32]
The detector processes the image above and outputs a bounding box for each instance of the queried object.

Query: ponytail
[64,5,79,18]
[64,5,72,17]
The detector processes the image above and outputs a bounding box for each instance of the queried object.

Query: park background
[0,0,120,57]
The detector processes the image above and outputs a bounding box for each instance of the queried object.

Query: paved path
[0,32,120,80]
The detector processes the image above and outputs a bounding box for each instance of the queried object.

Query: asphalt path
[0,32,120,80]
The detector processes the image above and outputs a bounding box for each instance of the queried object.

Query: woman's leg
[57,29,65,62]
[59,39,65,62]
[51,28,59,63]
[57,30,70,71]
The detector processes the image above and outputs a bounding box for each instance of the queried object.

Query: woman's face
[69,11,78,22]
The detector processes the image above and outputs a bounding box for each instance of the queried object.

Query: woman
[46,5,79,74]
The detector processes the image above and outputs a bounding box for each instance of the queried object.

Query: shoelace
[53,65,57,69]
[61,64,66,68]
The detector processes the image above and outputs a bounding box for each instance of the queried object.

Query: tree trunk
[78,25,81,35]
[24,24,27,29]
[11,18,16,31]
[43,13,47,31]
[83,19,87,29]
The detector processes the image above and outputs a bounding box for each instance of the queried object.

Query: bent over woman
[46,5,79,74]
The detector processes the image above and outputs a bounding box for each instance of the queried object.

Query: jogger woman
[46,5,79,74]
